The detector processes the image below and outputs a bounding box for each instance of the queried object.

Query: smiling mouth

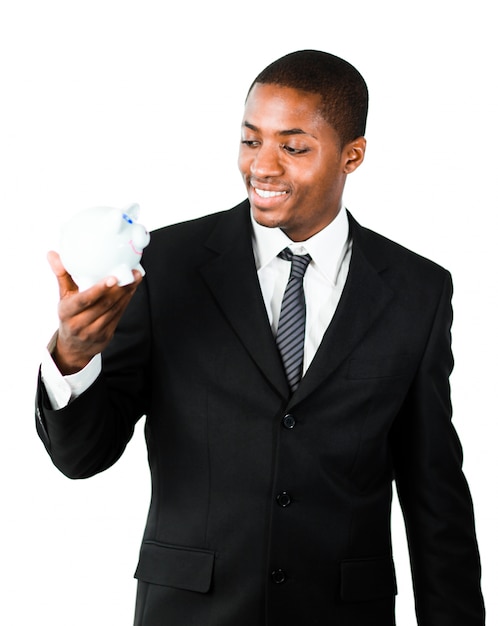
[254,188,288,199]
[129,240,143,255]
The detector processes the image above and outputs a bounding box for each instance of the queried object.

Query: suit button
[276,492,292,507]
[271,569,287,584]
[282,414,296,429]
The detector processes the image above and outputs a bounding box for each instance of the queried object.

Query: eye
[241,139,260,148]
[282,145,310,155]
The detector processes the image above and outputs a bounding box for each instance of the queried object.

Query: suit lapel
[290,214,394,407]
[198,203,394,405]
[199,201,289,399]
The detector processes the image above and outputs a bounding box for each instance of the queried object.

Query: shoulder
[349,213,451,285]
[143,200,250,266]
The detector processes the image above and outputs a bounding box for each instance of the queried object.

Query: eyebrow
[243,121,316,138]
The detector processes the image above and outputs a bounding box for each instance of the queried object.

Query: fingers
[47,250,78,298]
[57,275,140,339]
[53,270,143,374]
[47,246,144,373]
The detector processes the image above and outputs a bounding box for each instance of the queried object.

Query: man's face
[238,83,364,241]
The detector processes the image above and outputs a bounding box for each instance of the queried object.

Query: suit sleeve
[35,277,152,480]
[391,272,485,625]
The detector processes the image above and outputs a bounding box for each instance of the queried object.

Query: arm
[36,251,149,479]
[390,273,485,625]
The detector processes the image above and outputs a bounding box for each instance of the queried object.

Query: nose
[250,143,284,178]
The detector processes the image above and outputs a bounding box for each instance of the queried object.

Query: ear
[343,137,366,174]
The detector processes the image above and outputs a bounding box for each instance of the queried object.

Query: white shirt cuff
[40,333,102,410]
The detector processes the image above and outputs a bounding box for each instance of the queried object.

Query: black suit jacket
[36,200,484,625]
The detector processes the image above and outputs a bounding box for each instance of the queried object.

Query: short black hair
[248,50,368,146]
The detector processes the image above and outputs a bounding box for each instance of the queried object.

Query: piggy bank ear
[123,203,140,221]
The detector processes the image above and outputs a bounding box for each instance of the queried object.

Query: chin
[251,206,285,230]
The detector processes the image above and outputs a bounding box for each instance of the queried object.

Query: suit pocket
[340,555,397,602]
[347,355,412,380]
[134,540,215,593]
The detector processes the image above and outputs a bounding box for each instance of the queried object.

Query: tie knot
[279,247,312,279]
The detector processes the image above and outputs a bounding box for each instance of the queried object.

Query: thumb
[47,250,79,297]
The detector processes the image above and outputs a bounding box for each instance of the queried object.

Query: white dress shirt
[251,206,352,375]
[41,206,352,409]
[41,333,102,409]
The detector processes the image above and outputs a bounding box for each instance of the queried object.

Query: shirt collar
[251,205,350,285]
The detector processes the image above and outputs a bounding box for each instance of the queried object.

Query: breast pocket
[134,540,215,593]
[346,355,413,380]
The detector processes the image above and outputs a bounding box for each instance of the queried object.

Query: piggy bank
[59,203,150,290]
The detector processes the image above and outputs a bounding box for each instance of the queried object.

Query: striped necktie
[276,247,312,392]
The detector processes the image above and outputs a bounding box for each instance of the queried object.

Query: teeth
[254,188,287,199]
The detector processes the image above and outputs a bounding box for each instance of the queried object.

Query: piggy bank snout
[132,225,150,249]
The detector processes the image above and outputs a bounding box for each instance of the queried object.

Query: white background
[1,1,496,624]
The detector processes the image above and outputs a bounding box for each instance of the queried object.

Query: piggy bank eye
[122,213,135,225]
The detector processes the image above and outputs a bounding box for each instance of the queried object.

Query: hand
[47,251,143,375]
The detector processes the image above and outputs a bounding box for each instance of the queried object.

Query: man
[36,50,485,625]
